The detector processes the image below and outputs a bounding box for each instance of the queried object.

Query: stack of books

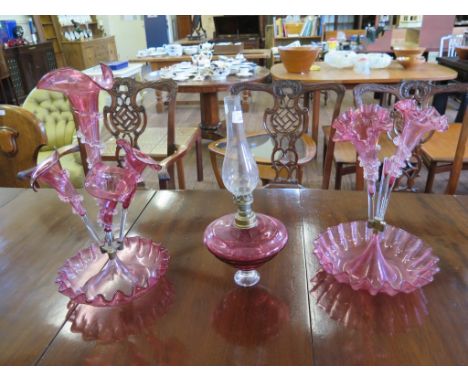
[273,16,322,38]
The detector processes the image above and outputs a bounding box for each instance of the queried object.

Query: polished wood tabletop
[130,49,271,66]
[271,61,458,146]
[270,61,458,84]
[0,188,467,365]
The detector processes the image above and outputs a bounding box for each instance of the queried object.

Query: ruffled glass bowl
[313,221,440,296]
[57,237,170,306]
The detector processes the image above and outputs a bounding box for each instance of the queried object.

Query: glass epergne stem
[23,64,171,306]
[313,101,446,295]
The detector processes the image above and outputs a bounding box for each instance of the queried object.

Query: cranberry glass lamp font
[203,95,288,287]
[23,65,170,306]
[313,101,444,296]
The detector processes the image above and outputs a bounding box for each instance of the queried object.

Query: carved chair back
[103,77,178,161]
[352,81,468,194]
[0,105,47,187]
[230,80,345,186]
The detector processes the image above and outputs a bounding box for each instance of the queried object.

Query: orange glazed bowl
[279,46,320,74]
[455,46,468,60]
[392,46,425,59]
[397,56,426,69]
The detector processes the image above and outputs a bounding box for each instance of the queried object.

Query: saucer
[236,72,252,78]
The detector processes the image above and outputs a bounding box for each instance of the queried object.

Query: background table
[167,67,270,140]
[271,61,458,143]
[0,188,467,365]
[130,49,271,71]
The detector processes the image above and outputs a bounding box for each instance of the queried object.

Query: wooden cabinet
[61,36,117,70]
[3,42,57,102]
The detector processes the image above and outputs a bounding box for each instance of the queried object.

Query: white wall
[97,15,147,61]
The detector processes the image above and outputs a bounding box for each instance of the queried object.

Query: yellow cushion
[23,89,76,151]
[37,150,84,188]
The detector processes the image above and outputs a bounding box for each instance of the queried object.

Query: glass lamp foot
[234,270,260,287]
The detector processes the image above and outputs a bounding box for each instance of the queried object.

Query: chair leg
[425,161,438,193]
[195,137,204,181]
[158,175,169,190]
[335,163,343,190]
[297,166,303,185]
[0,80,7,103]
[176,160,186,190]
[167,164,176,189]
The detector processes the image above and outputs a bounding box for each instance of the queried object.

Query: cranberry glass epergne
[23,65,169,306]
[314,100,446,296]
[203,95,288,287]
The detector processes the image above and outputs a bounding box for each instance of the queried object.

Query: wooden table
[1,188,467,365]
[153,67,270,140]
[130,49,271,70]
[271,61,458,143]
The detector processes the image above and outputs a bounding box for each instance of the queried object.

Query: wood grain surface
[38,189,313,365]
[270,62,458,84]
[0,189,156,365]
[0,189,467,365]
[300,190,468,365]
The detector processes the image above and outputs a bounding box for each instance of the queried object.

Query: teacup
[147,47,157,54]
[156,47,166,54]
[164,44,183,57]
[200,42,214,52]
[238,68,251,76]
[183,46,199,55]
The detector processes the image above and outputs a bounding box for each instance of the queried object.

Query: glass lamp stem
[234,194,257,229]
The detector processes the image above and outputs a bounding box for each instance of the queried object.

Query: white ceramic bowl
[366,53,392,69]
[324,50,357,68]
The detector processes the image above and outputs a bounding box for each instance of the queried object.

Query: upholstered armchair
[23,88,107,187]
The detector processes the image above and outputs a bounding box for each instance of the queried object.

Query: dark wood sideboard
[3,42,57,103]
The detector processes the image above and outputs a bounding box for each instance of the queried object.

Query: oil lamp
[203,95,288,287]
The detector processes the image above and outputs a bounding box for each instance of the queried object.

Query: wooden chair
[322,116,396,190]
[422,92,468,193]
[0,45,19,105]
[208,80,345,188]
[0,105,47,187]
[352,81,468,194]
[101,77,203,189]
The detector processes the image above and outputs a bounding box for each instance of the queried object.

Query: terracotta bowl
[397,56,426,69]
[456,46,468,60]
[279,46,320,74]
[393,46,425,59]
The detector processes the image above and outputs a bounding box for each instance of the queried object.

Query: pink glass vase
[313,102,446,295]
[27,65,171,306]
[203,95,288,287]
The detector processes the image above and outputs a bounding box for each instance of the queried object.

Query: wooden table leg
[241,90,251,113]
[312,90,320,143]
[200,92,224,140]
